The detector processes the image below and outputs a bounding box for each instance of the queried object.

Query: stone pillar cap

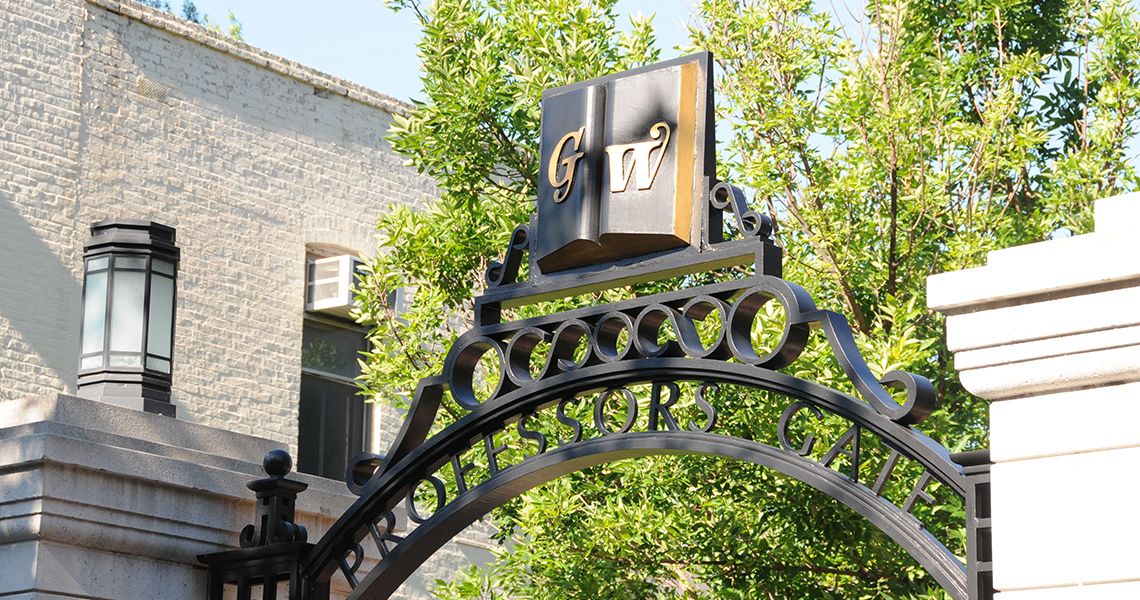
[928,193,1140,314]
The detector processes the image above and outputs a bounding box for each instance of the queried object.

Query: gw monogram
[533,54,710,272]
[548,121,672,202]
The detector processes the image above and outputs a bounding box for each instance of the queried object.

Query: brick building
[0,0,489,597]
[1,0,433,451]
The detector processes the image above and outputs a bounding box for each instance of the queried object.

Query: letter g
[548,127,585,203]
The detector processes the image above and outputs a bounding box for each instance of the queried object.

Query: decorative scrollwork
[226,51,993,600]
[431,275,934,428]
[710,181,774,241]
[316,211,946,599]
[485,223,530,287]
[345,451,385,495]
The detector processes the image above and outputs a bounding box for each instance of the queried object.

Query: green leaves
[361,0,662,420]
[360,0,1140,597]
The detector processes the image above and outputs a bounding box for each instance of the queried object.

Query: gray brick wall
[0,0,436,452]
[0,0,88,405]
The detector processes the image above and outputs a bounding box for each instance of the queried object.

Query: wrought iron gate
[200,53,993,600]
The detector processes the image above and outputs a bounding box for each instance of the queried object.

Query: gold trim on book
[673,61,697,243]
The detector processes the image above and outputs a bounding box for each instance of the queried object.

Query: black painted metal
[350,432,966,600]
[78,219,180,415]
[299,357,972,599]
[286,218,984,598]
[287,239,989,598]
[954,450,994,599]
[201,54,992,600]
[240,449,309,548]
[437,272,934,441]
[200,451,312,600]
[205,234,991,599]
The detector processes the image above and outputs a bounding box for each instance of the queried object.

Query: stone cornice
[85,0,414,118]
[928,193,1140,400]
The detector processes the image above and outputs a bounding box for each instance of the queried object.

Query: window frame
[298,312,371,481]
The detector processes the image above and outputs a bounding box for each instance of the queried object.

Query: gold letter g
[547,127,585,203]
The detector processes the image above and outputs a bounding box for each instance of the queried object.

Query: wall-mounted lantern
[77,220,180,416]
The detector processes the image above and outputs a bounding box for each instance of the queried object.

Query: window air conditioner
[305,255,365,318]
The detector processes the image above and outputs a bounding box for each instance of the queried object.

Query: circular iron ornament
[633,303,684,358]
[445,336,508,410]
[549,319,594,372]
[504,327,550,387]
[593,311,635,363]
[726,285,809,369]
[676,295,731,359]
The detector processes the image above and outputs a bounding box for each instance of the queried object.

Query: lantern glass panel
[82,270,107,356]
[116,256,147,270]
[147,357,171,373]
[147,273,174,359]
[87,256,109,271]
[109,270,145,353]
[153,259,175,276]
[109,354,142,368]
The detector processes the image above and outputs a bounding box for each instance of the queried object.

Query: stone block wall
[0,0,435,450]
[0,0,88,405]
[929,193,1140,597]
[0,394,494,599]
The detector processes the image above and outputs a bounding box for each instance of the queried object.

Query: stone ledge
[953,324,1140,370]
[943,285,1140,354]
[998,581,1140,599]
[957,342,1140,400]
[84,0,413,117]
[0,396,494,599]
[0,394,371,597]
[929,194,1140,314]
[929,193,1140,399]
[0,394,361,509]
[1,540,206,599]
[1,394,275,463]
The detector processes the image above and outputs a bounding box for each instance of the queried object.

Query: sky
[184,0,698,102]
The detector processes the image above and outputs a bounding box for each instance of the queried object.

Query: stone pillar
[928,193,1140,598]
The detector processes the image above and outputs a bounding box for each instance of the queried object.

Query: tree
[358,0,1140,597]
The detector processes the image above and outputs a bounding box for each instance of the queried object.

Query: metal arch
[345,432,967,600]
[300,359,968,597]
[202,55,996,599]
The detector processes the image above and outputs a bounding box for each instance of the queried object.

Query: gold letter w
[604,122,671,193]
